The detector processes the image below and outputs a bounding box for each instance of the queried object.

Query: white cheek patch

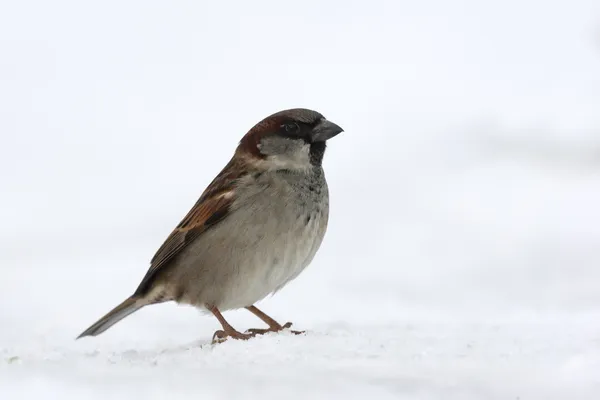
[267,144,311,171]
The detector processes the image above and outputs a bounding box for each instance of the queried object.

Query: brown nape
[237,114,282,157]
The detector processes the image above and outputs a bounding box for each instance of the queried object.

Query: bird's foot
[245,322,305,336]
[211,328,256,344]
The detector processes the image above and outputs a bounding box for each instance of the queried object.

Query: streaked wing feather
[134,158,246,295]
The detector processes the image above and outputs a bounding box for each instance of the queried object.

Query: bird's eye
[281,122,300,134]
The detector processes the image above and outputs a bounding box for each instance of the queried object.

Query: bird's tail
[77,296,145,339]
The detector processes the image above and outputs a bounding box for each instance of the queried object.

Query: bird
[77,108,343,343]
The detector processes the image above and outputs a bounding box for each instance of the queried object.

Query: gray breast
[168,168,329,310]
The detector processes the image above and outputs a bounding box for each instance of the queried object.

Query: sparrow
[77,108,343,342]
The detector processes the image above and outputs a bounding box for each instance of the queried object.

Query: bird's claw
[212,322,305,344]
[211,329,256,344]
[245,322,305,336]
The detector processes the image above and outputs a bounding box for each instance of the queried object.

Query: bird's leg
[207,304,255,343]
[244,305,304,335]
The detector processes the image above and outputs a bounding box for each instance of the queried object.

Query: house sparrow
[78,108,343,342]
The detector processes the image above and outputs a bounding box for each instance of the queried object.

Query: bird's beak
[311,119,344,142]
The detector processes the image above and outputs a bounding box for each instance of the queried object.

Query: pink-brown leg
[208,304,256,343]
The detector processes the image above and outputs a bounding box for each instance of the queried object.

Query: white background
[1,0,599,398]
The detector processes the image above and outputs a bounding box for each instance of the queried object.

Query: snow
[3,319,599,400]
[2,0,600,398]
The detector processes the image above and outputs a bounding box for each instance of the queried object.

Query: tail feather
[77,297,144,339]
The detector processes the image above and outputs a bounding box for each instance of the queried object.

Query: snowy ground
[3,316,599,400]
[2,0,600,399]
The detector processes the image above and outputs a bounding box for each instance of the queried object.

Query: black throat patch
[309,142,326,166]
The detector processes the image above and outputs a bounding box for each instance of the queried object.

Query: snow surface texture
[1,0,600,399]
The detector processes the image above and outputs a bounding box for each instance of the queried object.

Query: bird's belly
[216,210,327,310]
[172,205,328,310]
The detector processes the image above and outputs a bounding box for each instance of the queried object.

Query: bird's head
[238,108,343,171]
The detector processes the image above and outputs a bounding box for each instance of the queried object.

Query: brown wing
[134,157,246,296]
